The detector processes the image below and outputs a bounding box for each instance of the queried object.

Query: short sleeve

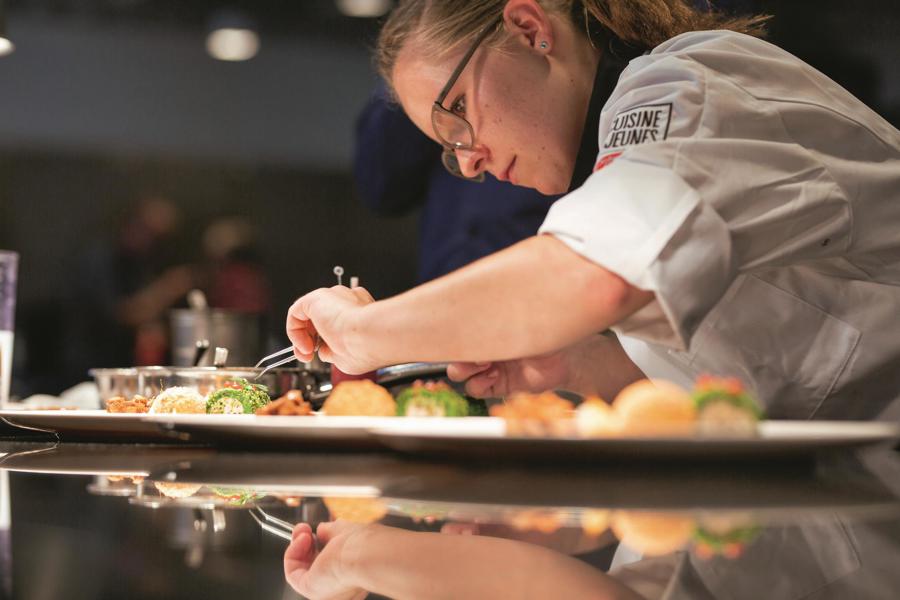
[539,159,734,348]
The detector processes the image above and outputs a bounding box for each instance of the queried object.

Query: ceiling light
[205,9,259,62]
[0,0,14,58]
[335,0,392,18]
[206,27,259,61]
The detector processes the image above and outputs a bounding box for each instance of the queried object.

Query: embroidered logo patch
[602,103,672,151]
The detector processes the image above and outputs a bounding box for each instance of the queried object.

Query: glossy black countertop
[0,435,899,600]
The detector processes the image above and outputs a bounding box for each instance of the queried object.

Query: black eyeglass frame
[431,15,503,182]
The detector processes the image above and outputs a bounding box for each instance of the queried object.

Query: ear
[502,0,554,53]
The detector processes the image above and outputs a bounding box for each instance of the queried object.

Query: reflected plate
[143,414,499,449]
[0,409,177,442]
[371,420,900,462]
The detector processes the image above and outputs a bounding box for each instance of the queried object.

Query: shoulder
[618,29,804,90]
[650,29,775,55]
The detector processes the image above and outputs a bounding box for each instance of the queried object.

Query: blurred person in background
[202,216,272,315]
[64,194,196,382]
[354,81,558,283]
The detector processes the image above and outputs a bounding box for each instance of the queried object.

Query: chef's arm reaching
[287,235,654,374]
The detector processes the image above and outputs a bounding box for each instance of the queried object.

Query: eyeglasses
[432,15,502,182]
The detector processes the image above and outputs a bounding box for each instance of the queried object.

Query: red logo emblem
[594,152,622,172]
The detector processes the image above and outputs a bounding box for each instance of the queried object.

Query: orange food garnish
[490,392,575,437]
[696,375,744,395]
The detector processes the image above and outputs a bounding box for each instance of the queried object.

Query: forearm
[353,235,654,366]
[344,525,644,600]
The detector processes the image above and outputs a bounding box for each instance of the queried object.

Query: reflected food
[610,510,698,557]
[211,487,266,506]
[692,513,760,560]
[323,497,388,523]
[153,481,203,499]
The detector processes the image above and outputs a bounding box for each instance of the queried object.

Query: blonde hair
[377,0,769,84]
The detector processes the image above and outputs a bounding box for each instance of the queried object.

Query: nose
[454,147,487,179]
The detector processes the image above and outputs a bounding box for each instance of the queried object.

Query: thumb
[447,361,493,382]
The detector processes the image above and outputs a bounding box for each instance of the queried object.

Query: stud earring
[539,40,548,49]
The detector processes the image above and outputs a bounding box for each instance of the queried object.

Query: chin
[535,178,568,196]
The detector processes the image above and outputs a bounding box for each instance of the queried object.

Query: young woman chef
[287,0,900,420]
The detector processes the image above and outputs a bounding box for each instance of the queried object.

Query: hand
[283,520,369,600]
[447,333,645,399]
[447,349,572,398]
[286,286,376,374]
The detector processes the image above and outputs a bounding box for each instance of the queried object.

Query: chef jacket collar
[568,39,644,191]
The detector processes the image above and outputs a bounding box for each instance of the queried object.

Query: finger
[283,532,318,597]
[284,531,314,577]
[287,329,316,362]
[465,369,502,398]
[316,341,334,365]
[350,286,375,304]
[440,522,480,535]
[447,362,492,382]
[286,301,319,356]
[316,519,357,544]
[292,522,312,541]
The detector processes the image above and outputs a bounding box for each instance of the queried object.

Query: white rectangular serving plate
[370,420,900,462]
[142,414,503,449]
[0,409,174,441]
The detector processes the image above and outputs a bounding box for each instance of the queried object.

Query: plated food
[206,378,270,414]
[148,387,207,414]
[107,378,274,415]
[489,391,576,436]
[106,395,151,413]
[321,380,397,416]
[105,372,480,424]
[255,390,313,416]
[693,376,763,436]
[491,375,763,439]
[396,381,470,417]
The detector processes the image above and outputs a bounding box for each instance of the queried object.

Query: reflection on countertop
[0,439,899,599]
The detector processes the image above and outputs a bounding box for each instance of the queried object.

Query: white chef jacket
[539,30,900,419]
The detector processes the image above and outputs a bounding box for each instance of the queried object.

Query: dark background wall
[1,0,899,396]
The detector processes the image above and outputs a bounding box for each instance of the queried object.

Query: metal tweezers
[253,333,322,379]
[253,346,298,379]
[248,506,321,550]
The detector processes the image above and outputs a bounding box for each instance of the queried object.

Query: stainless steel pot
[169,309,264,367]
